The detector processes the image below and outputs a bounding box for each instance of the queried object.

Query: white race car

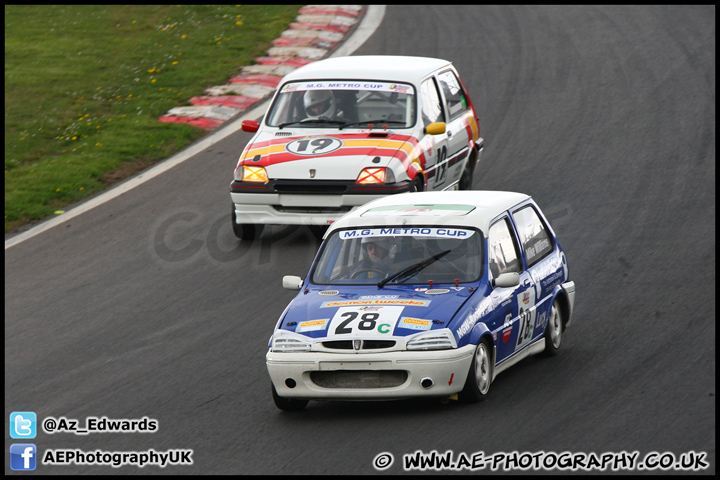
[230,55,484,239]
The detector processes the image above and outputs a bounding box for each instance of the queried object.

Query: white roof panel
[282,55,452,85]
[327,191,532,237]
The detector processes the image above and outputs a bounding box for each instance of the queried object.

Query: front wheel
[272,383,308,412]
[409,175,424,192]
[458,152,476,190]
[231,205,261,241]
[459,339,493,403]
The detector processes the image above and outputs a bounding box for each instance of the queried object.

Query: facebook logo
[10,444,37,471]
[10,411,37,439]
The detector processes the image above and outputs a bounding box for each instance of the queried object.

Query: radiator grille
[310,370,407,389]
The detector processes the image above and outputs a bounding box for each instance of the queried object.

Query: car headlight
[406,328,457,350]
[357,167,395,184]
[240,165,269,183]
[271,330,312,352]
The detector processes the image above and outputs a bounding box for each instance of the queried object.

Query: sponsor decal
[322,299,430,308]
[414,287,428,292]
[523,291,530,304]
[399,317,432,331]
[389,84,412,93]
[455,298,493,339]
[502,326,513,343]
[296,319,329,333]
[319,290,339,296]
[541,270,564,288]
[537,311,548,330]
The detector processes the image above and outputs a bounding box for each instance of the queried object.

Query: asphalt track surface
[5,5,715,475]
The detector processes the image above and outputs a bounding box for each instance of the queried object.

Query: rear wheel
[543,299,563,356]
[459,339,493,402]
[272,383,308,412]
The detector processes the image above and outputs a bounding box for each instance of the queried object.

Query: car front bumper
[231,179,414,225]
[231,192,394,225]
[266,344,476,400]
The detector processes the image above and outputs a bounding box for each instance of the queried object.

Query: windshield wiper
[377,250,451,288]
[278,117,347,129]
[339,120,406,130]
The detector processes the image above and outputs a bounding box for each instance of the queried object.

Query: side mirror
[424,122,446,135]
[282,275,303,290]
[241,120,259,133]
[493,272,520,288]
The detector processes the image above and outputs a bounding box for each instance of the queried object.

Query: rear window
[512,205,554,266]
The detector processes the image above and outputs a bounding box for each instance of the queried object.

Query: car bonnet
[239,130,418,181]
[279,284,475,339]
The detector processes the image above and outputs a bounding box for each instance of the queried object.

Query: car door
[436,69,474,187]
[419,77,450,190]
[487,216,538,363]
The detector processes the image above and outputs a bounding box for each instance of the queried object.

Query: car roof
[281,55,453,84]
[326,191,532,238]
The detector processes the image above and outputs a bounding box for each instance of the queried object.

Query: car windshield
[266,80,416,129]
[311,227,483,286]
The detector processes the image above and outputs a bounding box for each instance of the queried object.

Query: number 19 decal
[286,136,343,156]
[328,306,404,338]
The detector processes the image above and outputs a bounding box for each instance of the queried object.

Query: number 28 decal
[286,137,343,156]
[327,306,404,338]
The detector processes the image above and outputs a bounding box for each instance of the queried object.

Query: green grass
[5,5,303,232]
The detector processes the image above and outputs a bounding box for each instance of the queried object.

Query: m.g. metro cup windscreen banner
[338,227,475,240]
[281,81,414,95]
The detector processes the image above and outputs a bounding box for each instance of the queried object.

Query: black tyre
[458,151,476,190]
[459,339,493,403]
[409,175,424,192]
[272,383,308,412]
[543,299,563,356]
[231,205,259,241]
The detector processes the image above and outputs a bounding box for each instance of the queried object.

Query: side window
[420,78,445,127]
[512,205,554,267]
[437,70,469,122]
[488,218,522,279]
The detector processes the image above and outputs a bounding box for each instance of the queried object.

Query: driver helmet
[304,90,336,119]
[361,237,392,263]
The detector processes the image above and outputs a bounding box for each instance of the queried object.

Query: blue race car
[267,190,576,411]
